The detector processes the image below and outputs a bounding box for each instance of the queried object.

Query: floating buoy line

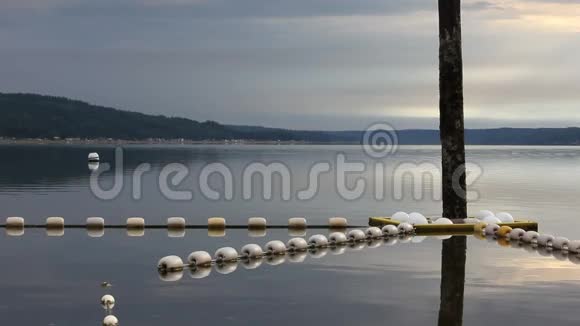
[100,294,118,326]
[1,216,366,237]
[156,210,580,282]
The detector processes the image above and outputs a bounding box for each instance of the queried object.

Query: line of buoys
[100,294,118,326]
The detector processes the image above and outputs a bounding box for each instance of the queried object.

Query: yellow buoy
[497,226,513,238]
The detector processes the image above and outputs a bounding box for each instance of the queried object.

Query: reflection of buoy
[347,242,366,251]
[552,250,568,261]
[214,247,238,263]
[88,228,105,238]
[552,237,570,250]
[241,258,263,270]
[365,227,383,239]
[266,255,286,266]
[497,237,510,247]
[248,217,267,230]
[88,152,100,162]
[522,231,539,243]
[330,246,346,255]
[308,234,329,248]
[216,262,238,274]
[509,228,525,241]
[188,251,212,267]
[241,244,264,259]
[157,255,184,272]
[537,234,555,247]
[88,161,99,171]
[265,241,287,255]
[101,295,115,310]
[287,252,307,263]
[248,229,266,237]
[288,217,307,230]
[347,229,366,241]
[569,254,580,264]
[287,238,308,251]
[496,212,515,223]
[329,232,348,245]
[308,248,328,259]
[189,266,211,279]
[102,315,118,326]
[568,240,580,254]
[537,246,552,257]
[208,228,225,237]
[168,228,185,238]
[288,228,306,237]
[382,225,399,236]
[383,237,398,246]
[367,239,383,248]
[329,217,348,229]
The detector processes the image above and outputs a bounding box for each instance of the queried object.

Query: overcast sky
[0,0,579,130]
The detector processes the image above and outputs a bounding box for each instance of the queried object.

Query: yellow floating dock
[368,217,538,236]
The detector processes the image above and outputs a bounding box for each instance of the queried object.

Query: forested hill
[1,92,580,145]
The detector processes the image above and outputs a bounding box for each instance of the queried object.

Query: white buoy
[167,217,186,229]
[397,222,414,234]
[189,266,212,279]
[433,218,453,225]
[509,228,526,241]
[365,227,383,239]
[87,217,105,229]
[248,229,267,237]
[392,211,410,223]
[347,229,366,241]
[408,212,428,225]
[265,240,287,255]
[157,255,184,272]
[308,248,328,259]
[482,215,502,224]
[101,294,115,310]
[266,255,286,266]
[537,234,555,247]
[46,216,65,228]
[188,251,212,267]
[382,225,399,236]
[475,210,494,220]
[522,231,540,243]
[241,244,264,258]
[248,217,267,229]
[126,217,145,229]
[484,224,500,236]
[495,212,515,223]
[102,315,118,326]
[308,234,329,248]
[568,240,580,254]
[6,217,24,228]
[208,217,226,229]
[329,232,348,245]
[552,237,570,250]
[88,152,100,162]
[214,247,238,263]
[288,217,307,230]
[287,252,307,263]
[216,262,238,274]
[287,238,308,251]
[329,217,348,229]
[242,258,263,270]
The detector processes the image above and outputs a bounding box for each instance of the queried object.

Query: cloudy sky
[0,0,579,130]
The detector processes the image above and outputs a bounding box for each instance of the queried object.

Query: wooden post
[439,0,467,220]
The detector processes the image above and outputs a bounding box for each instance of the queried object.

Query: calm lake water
[0,144,579,325]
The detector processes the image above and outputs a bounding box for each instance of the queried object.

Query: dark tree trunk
[438,236,467,326]
[439,0,467,219]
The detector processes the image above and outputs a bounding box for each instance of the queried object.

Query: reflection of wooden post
[439,0,467,220]
[438,236,467,326]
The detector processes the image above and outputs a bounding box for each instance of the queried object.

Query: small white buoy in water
[475,210,494,220]
[329,232,348,245]
[552,237,570,250]
[382,225,399,236]
[46,216,65,229]
[86,217,104,229]
[347,229,366,241]
[482,215,502,224]
[126,217,145,229]
[537,234,555,247]
[392,211,410,223]
[433,218,453,225]
[188,251,212,267]
[208,217,226,229]
[287,238,308,251]
[308,234,329,248]
[157,255,184,272]
[241,244,264,259]
[88,152,100,162]
[495,212,515,223]
[167,217,186,230]
[101,294,115,310]
[365,227,383,239]
[509,228,526,241]
[288,217,307,230]
[102,315,118,326]
[484,224,500,236]
[568,240,580,254]
[397,222,414,234]
[189,266,212,279]
[522,231,540,243]
[214,247,238,263]
[329,217,348,229]
[265,240,287,255]
[6,217,24,236]
[408,212,428,225]
[248,217,267,229]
